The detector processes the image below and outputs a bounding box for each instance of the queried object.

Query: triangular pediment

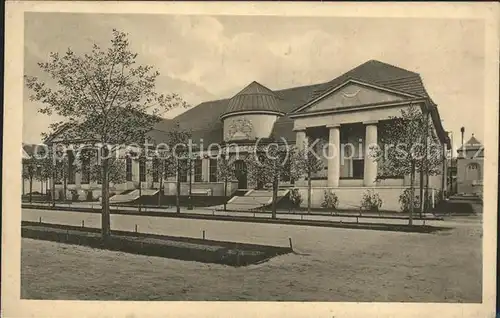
[293,80,414,114]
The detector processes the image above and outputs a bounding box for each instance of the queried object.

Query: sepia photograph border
[3,1,499,317]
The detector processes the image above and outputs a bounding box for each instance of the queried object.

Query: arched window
[466,163,481,181]
[468,163,479,170]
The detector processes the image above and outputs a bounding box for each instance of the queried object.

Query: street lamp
[446,130,455,195]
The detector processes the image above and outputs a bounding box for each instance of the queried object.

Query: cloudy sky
[24,13,485,149]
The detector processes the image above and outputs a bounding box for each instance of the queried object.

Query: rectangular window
[139,159,146,182]
[67,151,75,184]
[194,159,203,182]
[178,159,188,183]
[209,158,218,182]
[352,159,364,179]
[81,157,90,184]
[152,158,159,182]
[126,157,133,182]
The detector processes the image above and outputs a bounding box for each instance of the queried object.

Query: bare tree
[373,104,444,225]
[296,137,325,214]
[245,141,303,219]
[25,29,188,240]
[217,154,236,211]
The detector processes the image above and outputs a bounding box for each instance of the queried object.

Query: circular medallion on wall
[225,117,255,140]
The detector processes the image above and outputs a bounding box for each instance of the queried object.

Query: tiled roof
[150,83,324,145]
[221,81,283,118]
[309,60,427,101]
[458,135,483,151]
[151,60,445,147]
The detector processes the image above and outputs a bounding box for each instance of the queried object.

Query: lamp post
[446,131,455,195]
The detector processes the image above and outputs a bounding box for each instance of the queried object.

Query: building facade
[33,60,451,211]
[456,135,484,195]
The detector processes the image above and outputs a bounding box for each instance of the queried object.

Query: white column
[363,121,378,186]
[202,157,210,182]
[294,127,307,150]
[294,127,307,182]
[327,124,340,187]
[132,159,140,183]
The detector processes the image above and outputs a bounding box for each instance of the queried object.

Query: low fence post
[288,237,293,251]
[39,217,42,224]
[82,220,84,228]
[203,230,205,240]
[135,224,138,233]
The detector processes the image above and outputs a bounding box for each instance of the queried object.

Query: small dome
[220,81,284,119]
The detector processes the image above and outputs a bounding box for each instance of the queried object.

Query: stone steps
[109,189,159,204]
[223,189,290,211]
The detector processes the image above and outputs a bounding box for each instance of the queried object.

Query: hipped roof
[150,60,448,147]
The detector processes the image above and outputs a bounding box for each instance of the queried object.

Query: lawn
[21,214,482,302]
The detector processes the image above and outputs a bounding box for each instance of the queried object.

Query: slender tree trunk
[22,176,25,196]
[271,176,278,219]
[425,110,430,212]
[158,175,163,207]
[51,170,56,207]
[176,161,181,213]
[41,179,44,194]
[188,158,193,210]
[138,181,142,213]
[409,161,415,226]
[307,170,312,214]
[224,177,228,211]
[101,157,111,241]
[29,176,33,203]
[63,175,67,201]
[419,166,424,218]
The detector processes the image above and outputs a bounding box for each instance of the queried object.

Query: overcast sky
[24,13,485,150]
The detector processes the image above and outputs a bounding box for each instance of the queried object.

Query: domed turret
[220,81,283,120]
[221,81,284,141]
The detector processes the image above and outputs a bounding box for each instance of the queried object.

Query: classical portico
[294,120,379,188]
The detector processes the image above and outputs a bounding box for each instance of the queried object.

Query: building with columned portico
[40,60,451,211]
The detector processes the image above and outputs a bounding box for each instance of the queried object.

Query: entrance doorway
[234,160,248,189]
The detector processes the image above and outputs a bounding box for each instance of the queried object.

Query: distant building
[456,135,484,195]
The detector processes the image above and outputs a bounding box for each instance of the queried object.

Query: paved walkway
[22,203,446,228]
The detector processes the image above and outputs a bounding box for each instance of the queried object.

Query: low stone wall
[22,221,291,267]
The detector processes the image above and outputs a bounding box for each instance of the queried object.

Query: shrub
[399,188,419,212]
[70,189,79,201]
[361,190,383,212]
[321,190,339,210]
[289,189,303,208]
